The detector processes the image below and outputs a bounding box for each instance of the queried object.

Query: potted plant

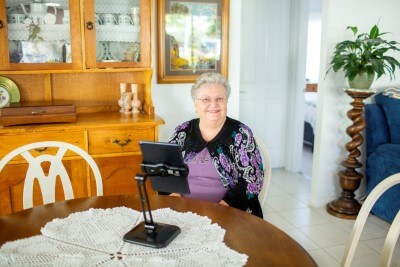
[326,24,400,89]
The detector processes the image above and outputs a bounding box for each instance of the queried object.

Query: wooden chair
[0,141,103,210]
[254,135,272,205]
[341,172,400,267]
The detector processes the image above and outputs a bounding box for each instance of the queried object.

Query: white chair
[254,135,272,205]
[341,172,400,267]
[0,141,103,210]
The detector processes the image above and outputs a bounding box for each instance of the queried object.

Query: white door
[239,0,292,168]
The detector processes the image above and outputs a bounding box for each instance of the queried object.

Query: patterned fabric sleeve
[218,124,264,217]
[169,121,190,160]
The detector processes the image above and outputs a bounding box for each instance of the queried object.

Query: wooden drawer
[0,131,85,160]
[93,155,156,196]
[88,128,155,155]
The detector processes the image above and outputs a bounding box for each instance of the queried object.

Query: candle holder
[118,83,127,113]
[123,92,133,115]
[131,84,142,114]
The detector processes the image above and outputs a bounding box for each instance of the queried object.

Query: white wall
[149,0,400,208]
[310,0,400,206]
[151,0,241,142]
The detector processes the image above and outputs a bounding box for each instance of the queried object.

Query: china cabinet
[0,0,151,70]
[0,0,162,215]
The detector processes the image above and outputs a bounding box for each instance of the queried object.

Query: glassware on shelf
[94,0,141,63]
[118,14,133,26]
[6,0,72,64]
[62,9,70,24]
[101,13,117,26]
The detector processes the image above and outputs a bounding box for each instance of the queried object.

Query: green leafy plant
[24,18,43,41]
[326,24,400,82]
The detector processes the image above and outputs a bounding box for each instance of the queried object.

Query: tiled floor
[263,169,400,267]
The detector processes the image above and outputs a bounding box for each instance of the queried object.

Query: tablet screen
[139,141,190,194]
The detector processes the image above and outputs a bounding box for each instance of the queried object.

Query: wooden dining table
[0,195,316,267]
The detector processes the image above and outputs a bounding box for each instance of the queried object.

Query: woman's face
[195,83,228,124]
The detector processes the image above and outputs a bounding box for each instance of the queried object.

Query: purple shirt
[184,148,227,203]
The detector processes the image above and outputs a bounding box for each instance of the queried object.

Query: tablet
[139,141,190,194]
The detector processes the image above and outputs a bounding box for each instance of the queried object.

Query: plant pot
[348,72,375,89]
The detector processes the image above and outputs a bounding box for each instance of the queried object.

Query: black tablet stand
[123,163,188,248]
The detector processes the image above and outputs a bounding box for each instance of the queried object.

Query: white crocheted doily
[0,207,248,266]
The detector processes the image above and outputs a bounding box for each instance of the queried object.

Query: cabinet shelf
[96,25,139,42]
[7,24,140,57]
[8,24,70,41]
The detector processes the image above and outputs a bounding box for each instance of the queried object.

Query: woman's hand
[169,193,181,197]
[219,200,229,206]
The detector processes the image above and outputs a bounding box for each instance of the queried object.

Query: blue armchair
[365,92,400,223]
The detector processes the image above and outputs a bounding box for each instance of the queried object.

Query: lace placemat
[0,207,248,266]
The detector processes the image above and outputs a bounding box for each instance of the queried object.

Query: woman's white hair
[191,73,231,102]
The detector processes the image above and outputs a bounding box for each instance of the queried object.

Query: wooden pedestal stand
[327,89,374,219]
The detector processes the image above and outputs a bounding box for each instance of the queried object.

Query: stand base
[326,197,361,220]
[123,221,181,248]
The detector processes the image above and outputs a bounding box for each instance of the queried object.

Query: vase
[118,83,127,113]
[122,92,132,114]
[130,84,142,114]
[348,72,375,89]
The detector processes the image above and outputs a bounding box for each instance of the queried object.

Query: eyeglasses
[196,97,227,105]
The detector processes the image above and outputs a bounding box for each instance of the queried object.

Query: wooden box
[0,102,76,126]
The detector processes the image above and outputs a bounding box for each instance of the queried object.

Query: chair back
[254,135,271,205]
[341,172,400,267]
[0,141,103,209]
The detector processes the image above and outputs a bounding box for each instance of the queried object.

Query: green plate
[0,76,20,103]
[0,86,11,108]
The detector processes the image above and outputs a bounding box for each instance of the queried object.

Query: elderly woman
[169,73,264,218]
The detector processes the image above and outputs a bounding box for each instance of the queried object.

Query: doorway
[301,0,322,179]
[239,0,322,176]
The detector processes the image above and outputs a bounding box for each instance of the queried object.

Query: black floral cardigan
[169,117,264,218]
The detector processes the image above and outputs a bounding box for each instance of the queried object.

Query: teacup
[95,14,102,25]
[8,14,25,24]
[118,14,133,25]
[62,9,70,24]
[131,7,140,18]
[102,13,117,25]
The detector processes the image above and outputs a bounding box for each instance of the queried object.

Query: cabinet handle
[0,20,3,29]
[113,138,132,147]
[86,21,94,30]
[31,110,46,115]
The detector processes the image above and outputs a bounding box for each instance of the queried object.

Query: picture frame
[157,0,229,84]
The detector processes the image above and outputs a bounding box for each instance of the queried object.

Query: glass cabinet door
[84,0,150,68]
[4,0,82,70]
[95,0,140,63]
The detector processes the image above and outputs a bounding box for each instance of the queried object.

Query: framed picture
[157,0,229,83]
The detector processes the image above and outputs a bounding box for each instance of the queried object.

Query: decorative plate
[43,13,57,25]
[0,87,11,108]
[0,76,20,105]
[108,42,134,61]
